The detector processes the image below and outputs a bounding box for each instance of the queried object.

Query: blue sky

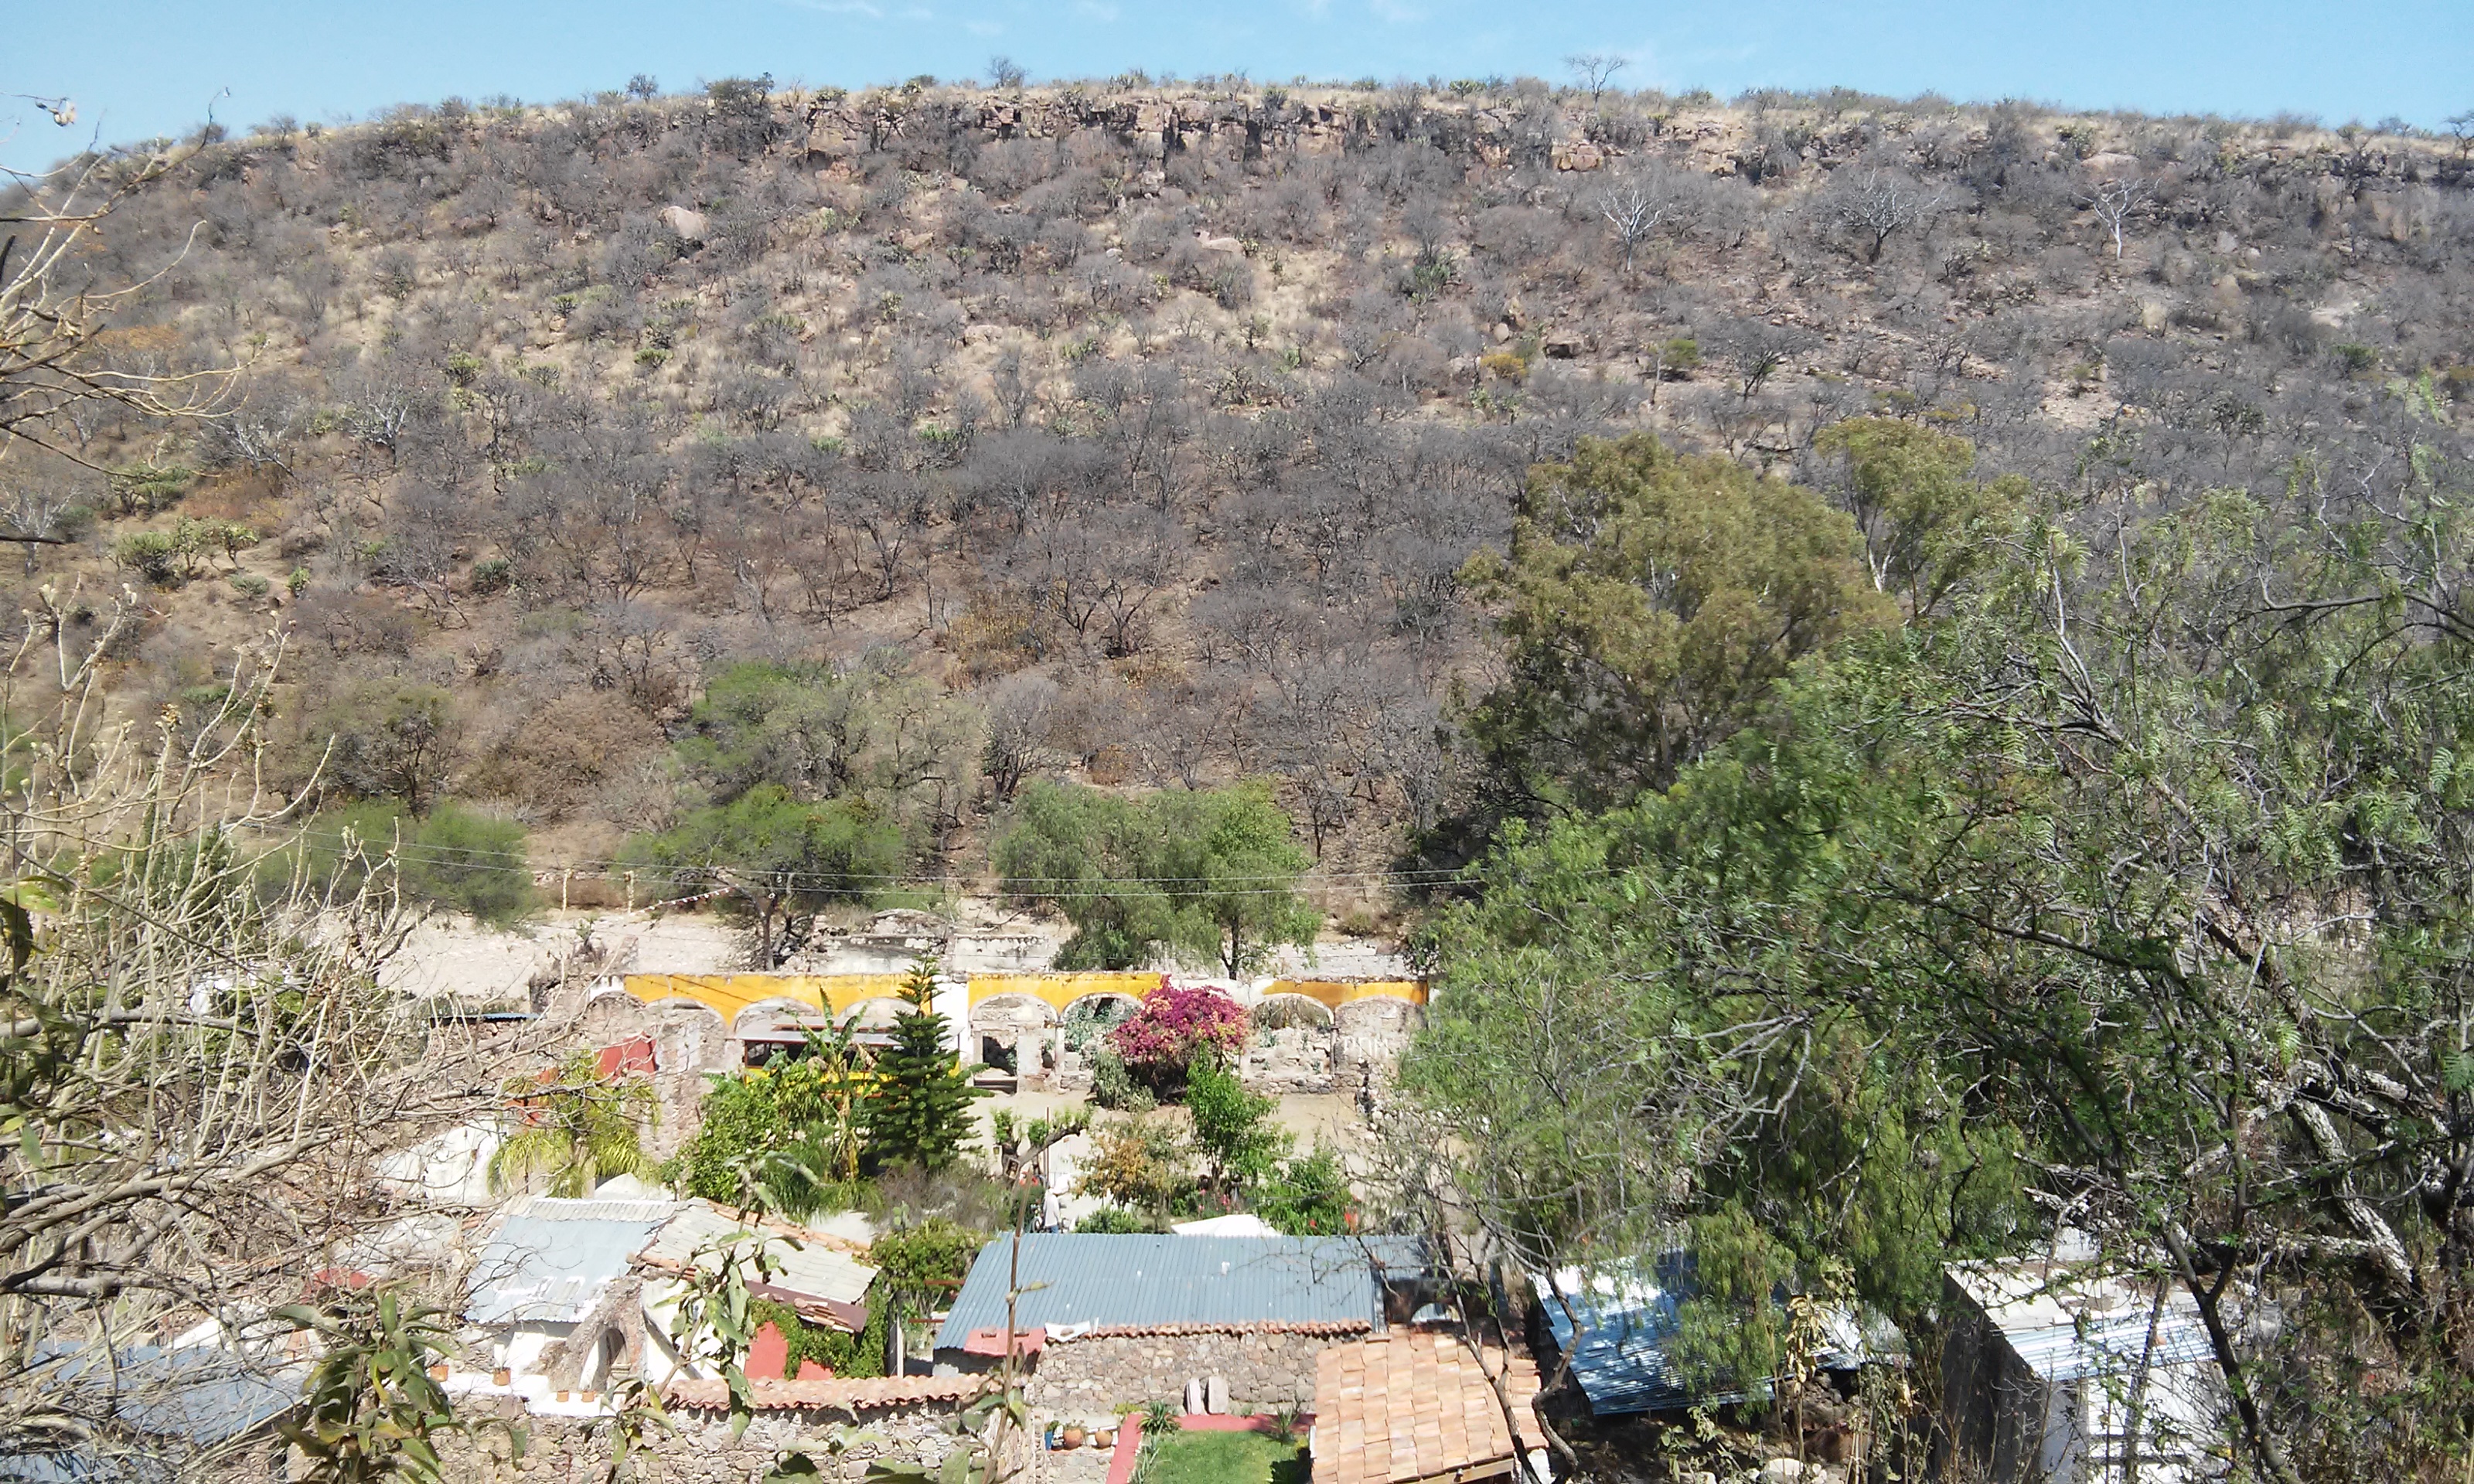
[5,0,2466,168]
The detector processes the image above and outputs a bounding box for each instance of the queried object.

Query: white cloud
[1074,0,1120,17]
[965,18,1003,34]
[1368,0,1424,22]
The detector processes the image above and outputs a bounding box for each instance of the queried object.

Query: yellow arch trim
[622,973,915,1023]
[967,972,1165,1013]
[1263,979,1428,1008]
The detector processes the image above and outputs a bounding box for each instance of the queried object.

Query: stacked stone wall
[1023,1331,1338,1416]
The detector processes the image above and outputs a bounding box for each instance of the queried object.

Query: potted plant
[1061,1424,1086,1449]
[492,1367,512,1387]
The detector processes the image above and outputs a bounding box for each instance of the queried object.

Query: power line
[234,821,1505,895]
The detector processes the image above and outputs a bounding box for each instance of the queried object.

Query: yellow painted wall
[1263,979,1428,1008]
[618,972,1426,1023]
[622,973,914,1023]
[966,972,1165,1013]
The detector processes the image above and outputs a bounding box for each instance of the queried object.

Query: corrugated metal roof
[637,1202,879,1308]
[8,1343,299,1482]
[1533,1258,1870,1417]
[934,1234,1424,1349]
[469,1196,679,1326]
[1948,1261,2217,1382]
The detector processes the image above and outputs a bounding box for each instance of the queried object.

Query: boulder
[659,205,709,243]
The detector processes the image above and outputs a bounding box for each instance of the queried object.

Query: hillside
[10,76,2472,915]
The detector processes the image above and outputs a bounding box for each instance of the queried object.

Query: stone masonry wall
[1024,1331,1338,1416]
[426,1401,966,1483]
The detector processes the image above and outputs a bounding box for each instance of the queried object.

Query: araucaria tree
[861,958,984,1173]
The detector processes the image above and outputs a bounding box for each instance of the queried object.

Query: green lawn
[1140,1430,1308,1484]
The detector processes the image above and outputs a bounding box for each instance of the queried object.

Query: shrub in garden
[1107,985,1249,1094]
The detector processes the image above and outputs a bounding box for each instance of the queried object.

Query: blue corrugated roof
[468,1195,678,1326]
[932,1234,1423,1348]
[3,1343,298,1482]
[1534,1257,1870,1416]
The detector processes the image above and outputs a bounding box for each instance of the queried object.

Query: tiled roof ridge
[663,1373,981,1411]
[1068,1319,1372,1339]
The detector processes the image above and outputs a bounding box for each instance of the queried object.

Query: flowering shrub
[1107,985,1249,1084]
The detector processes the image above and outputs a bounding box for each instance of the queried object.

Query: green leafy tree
[629,785,905,967]
[1407,475,2474,1476]
[1252,1146,1355,1235]
[1459,431,1893,816]
[1812,416,2026,618]
[860,958,984,1173]
[261,800,533,927]
[1148,785,1322,975]
[667,1018,875,1217]
[993,781,1320,973]
[400,802,534,926]
[1184,1059,1286,1195]
[488,1053,656,1198]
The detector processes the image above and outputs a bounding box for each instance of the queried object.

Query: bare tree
[2080,175,2152,258]
[1562,53,1627,110]
[0,614,513,1472]
[2,140,234,465]
[1597,181,1673,272]
[1826,168,1948,263]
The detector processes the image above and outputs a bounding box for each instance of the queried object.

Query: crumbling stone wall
[1332,999,1420,1083]
[1239,1027,1334,1094]
[428,1400,966,1482]
[1023,1330,1338,1415]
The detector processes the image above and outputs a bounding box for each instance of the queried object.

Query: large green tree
[993,781,1318,973]
[1407,470,2474,1477]
[628,785,904,967]
[1459,432,1893,818]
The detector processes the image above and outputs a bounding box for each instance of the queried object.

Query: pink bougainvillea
[1107,985,1249,1075]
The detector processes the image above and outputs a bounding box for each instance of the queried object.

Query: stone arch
[639,998,731,1076]
[733,997,845,1066]
[841,996,913,1032]
[968,993,1059,1075]
[584,1325,625,1390]
[1249,992,1335,1030]
[577,986,657,1047]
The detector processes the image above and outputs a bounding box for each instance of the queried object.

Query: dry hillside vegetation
[9,77,2472,898]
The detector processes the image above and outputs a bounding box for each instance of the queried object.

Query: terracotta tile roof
[1312,1330,1546,1484]
[663,1373,981,1412]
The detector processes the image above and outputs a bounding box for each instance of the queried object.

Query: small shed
[1532,1257,1874,1415]
[467,1194,680,1390]
[1312,1330,1548,1484]
[932,1234,1426,1414]
[1940,1260,2229,1483]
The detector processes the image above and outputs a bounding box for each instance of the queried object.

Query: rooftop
[1948,1259,2217,1383]
[468,1194,680,1326]
[1532,1257,1874,1416]
[636,1200,879,1308]
[1313,1330,1545,1484]
[933,1234,1424,1350]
